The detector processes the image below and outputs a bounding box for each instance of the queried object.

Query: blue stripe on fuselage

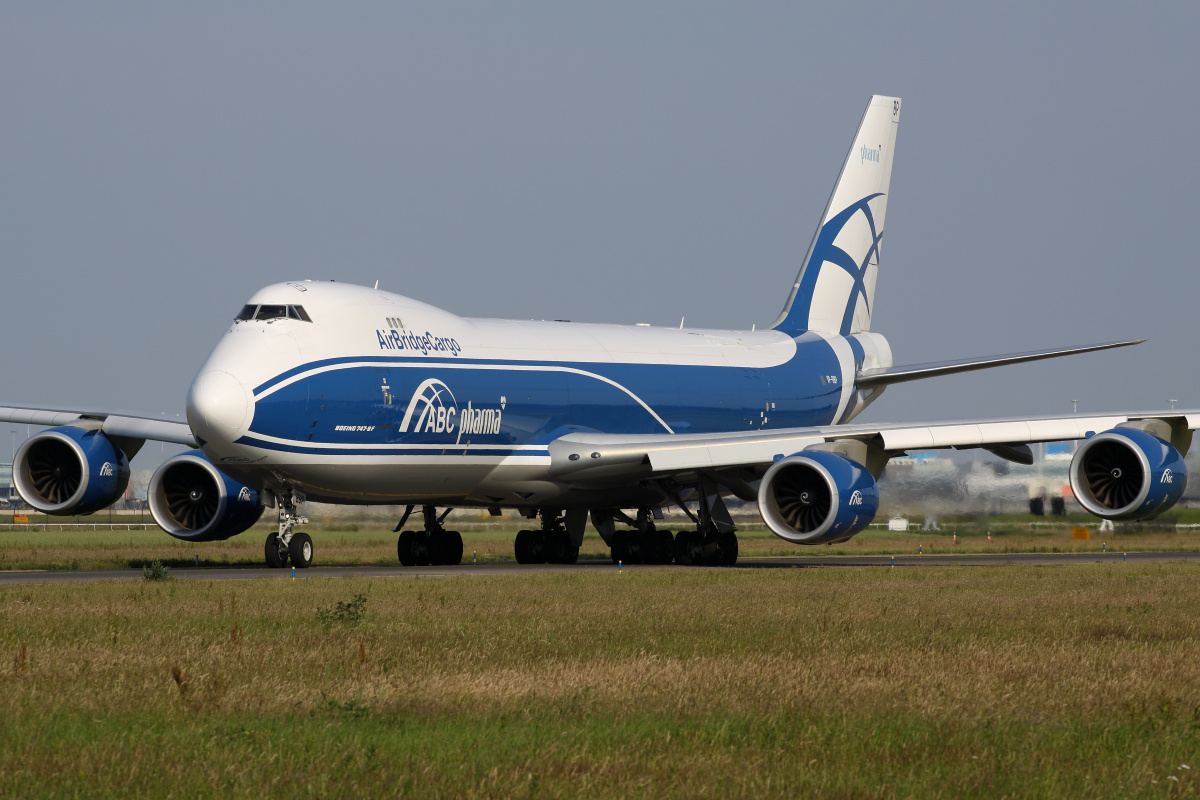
[242,337,844,451]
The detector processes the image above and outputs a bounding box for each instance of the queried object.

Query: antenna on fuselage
[373,280,379,289]
[679,317,685,329]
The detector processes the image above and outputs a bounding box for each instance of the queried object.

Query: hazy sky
[2,3,1198,468]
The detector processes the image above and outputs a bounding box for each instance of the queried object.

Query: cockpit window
[234,304,313,323]
[256,305,288,320]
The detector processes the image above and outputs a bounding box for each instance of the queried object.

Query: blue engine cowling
[13,426,130,515]
[758,450,880,544]
[1069,427,1187,520]
[148,453,264,541]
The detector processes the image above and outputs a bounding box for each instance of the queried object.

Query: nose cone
[187,370,251,443]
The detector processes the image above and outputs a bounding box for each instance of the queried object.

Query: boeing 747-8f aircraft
[2,96,1191,568]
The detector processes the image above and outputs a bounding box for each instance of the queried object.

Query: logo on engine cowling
[99,462,114,477]
[399,378,506,443]
[237,487,252,502]
[1162,469,1174,484]
[849,490,863,505]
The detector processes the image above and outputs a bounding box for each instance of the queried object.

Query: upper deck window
[234,304,313,323]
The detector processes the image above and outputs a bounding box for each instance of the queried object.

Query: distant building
[0,463,15,508]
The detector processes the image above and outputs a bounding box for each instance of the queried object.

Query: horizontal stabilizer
[856,340,1144,389]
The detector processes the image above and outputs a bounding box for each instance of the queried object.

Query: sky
[2,3,1198,469]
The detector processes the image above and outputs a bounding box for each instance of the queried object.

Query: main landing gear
[671,525,738,566]
[514,510,580,564]
[396,505,464,566]
[669,479,739,566]
[608,508,674,565]
[265,491,313,569]
[603,484,740,567]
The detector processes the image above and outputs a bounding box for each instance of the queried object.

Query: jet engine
[13,426,130,515]
[148,453,264,541]
[758,450,879,544]
[1069,427,1187,520]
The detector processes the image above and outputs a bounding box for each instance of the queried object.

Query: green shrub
[142,561,172,581]
[317,593,367,627]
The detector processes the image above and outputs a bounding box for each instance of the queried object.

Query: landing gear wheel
[544,530,569,563]
[289,531,313,568]
[441,530,464,565]
[610,530,627,564]
[515,529,537,564]
[397,530,417,566]
[642,528,673,564]
[659,529,675,564]
[672,531,691,566]
[721,532,739,566]
[624,532,643,564]
[639,529,661,564]
[677,530,704,566]
[265,533,289,568]
[414,533,432,566]
[702,532,726,567]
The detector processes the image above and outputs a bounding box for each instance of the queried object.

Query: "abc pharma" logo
[398,379,505,442]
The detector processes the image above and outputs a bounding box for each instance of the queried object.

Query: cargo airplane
[3,96,1192,568]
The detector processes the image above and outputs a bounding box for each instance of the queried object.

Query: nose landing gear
[265,491,312,568]
[396,505,464,566]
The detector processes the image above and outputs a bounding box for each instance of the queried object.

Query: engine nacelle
[148,453,264,541]
[758,450,880,544]
[1069,427,1187,520]
[13,426,130,515]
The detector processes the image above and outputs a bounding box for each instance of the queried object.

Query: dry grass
[1,564,1199,796]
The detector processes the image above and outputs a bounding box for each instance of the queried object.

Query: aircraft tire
[515,529,535,564]
[610,531,626,564]
[427,534,445,565]
[544,530,569,563]
[659,529,675,564]
[702,532,725,567]
[672,531,691,566]
[415,533,432,566]
[397,531,417,566]
[443,531,464,565]
[265,533,289,568]
[624,533,643,565]
[639,530,661,564]
[560,543,579,564]
[289,531,314,568]
[721,532,738,566]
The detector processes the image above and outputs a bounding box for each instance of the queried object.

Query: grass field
[0,516,1198,572]
[2,563,1199,797]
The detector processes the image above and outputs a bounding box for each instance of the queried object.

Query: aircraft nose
[187,370,251,443]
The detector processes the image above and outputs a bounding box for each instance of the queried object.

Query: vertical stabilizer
[772,95,901,335]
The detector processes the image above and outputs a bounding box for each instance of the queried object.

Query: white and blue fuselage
[187,281,893,507]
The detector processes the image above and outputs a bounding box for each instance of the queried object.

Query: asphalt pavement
[1,550,1197,584]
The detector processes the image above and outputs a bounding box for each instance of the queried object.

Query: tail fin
[772,95,901,335]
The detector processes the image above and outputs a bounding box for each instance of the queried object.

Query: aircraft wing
[546,411,1200,485]
[0,406,197,447]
